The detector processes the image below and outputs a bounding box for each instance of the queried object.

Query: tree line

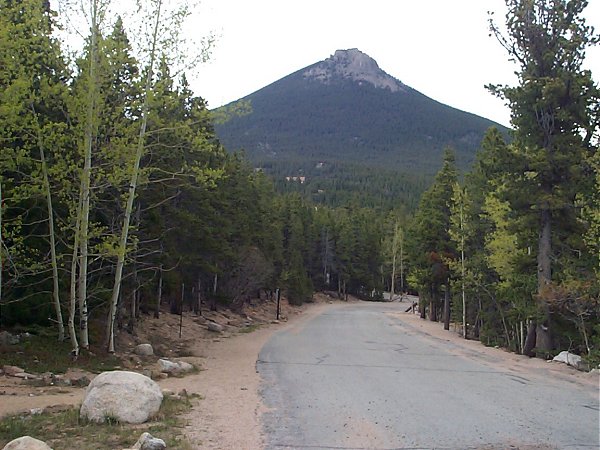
[406,0,599,364]
[0,0,392,356]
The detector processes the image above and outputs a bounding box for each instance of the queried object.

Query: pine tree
[489,0,600,354]
[408,148,458,322]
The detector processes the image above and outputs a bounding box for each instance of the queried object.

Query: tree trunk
[443,284,450,330]
[128,264,138,333]
[536,207,553,354]
[460,206,466,339]
[77,0,102,352]
[210,272,218,311]
[419,295,426,319]
[106,0,163,353]
[68,191,83,357]
[32,107,65,341]
[519,320,525,354]
[429,284,436,321]
[197,274,202,316]
[0,181,3,322]
[523,320,537,356]
[400,239,404,297]
[429,299,436,321]
[390,251,396,301]
[155,266,162,319]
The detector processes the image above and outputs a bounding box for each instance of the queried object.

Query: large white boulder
[2,436,52,450]
[553,351,584,369]
[80,370,163,424]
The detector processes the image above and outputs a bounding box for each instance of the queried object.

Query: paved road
[258,302,600,450]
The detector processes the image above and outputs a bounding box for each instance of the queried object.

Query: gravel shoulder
[0,295,342,449]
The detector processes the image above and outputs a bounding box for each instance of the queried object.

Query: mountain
[214,48,508,174]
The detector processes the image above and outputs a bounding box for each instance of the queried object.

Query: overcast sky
[185,0,600,128]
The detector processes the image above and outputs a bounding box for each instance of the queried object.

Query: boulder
[80,370,163,424]
[0,331,20,346]
[2,365,25,377]
[158,359,180,373]
[12,372,39,380]
[134,344,154,357]
[132,432,166,450]
[178,361,193,372]
[2,436,52,450]
[158,359,194,375]
[553,351,584,370]
[207,322,223,333]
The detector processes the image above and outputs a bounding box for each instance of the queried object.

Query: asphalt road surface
[258,302,600,450]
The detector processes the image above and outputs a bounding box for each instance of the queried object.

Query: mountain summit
[215,49,507,173]
[303,49,405,93]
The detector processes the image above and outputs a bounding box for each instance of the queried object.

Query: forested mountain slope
[215,49,509,174]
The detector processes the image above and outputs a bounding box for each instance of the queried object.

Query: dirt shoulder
[388,307,599,391]
[0,293,345,449]
[165,299,337,449]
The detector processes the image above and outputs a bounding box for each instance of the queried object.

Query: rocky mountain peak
[303,48,405,92]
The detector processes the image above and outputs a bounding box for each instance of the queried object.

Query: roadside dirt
[388,307,600,391]
[0,293,348,449]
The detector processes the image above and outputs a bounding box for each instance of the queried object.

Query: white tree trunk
[34,111,65,341]
[68,196,82,356]
[77,0,102,351]
[390,252,396,301]
[107,0,163,353]
[400,238,404,297]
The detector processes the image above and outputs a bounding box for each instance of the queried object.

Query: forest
[406,0,600,364]
[1,0,599,369]
[0,0,388,357]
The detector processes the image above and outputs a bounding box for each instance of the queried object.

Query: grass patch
[0,319,123,375]
[238,323,262,334]
[175,348,195,357]
[0,333,121,375]
[0,396,196,449]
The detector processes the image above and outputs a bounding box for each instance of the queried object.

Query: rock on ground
[553,351,585,370]
[158,359,194,374]
[2,436,53,450]
[0,331,20,346]
[122,432,166,450]
[134,344,154,356]
[207,322,223,333]
[2,365,25,377]
[80,371,163,424]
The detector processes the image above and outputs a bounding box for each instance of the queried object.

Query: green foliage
[407,149,458,298]
[265,159,430,212]
[486,0,600,354]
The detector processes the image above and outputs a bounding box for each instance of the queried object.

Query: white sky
[185,0,600,128]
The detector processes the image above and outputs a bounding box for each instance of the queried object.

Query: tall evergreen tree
[489,0,600,354]
[408,149,458,322]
